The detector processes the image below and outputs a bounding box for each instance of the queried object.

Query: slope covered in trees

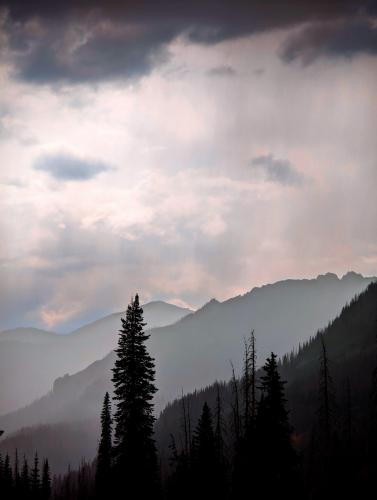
[156,281,377,464]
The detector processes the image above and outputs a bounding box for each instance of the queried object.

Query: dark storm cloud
[34,152,112,181]
[0,0,373,84]
[250,155,304,186]
[6,18,174,83]
[281,17,377,64]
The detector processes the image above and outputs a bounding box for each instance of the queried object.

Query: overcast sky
[0,0,376,332]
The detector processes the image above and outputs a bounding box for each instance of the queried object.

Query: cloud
[281,18,377,64]
[34,152,112,181]
[249,154,304,186]
[1,17,376,333]
[0,0,373,84]
[207,65,236,77]
[2,16,173,84]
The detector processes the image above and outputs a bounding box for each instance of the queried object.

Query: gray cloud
[34,153,112,181]
[4,16,174,84]
[249,154,304,186]
[281,17,377,64]
[0,0,373,84]
[207,65,237,77]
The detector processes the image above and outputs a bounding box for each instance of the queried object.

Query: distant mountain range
[0,272,375,474]
[0,301,192,414]
[0,272,374,429]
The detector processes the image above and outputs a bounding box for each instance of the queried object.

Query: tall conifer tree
[21,456,30,498]
[0,453,3,489]
[41,459,51,500]
[95,391,113,498]
[318,335,335,448]
[31,452,40,500]
[4,454,13,497]
[192,402,216,499]
[255,353,295,495]
[14,448,21,495]
[112,294,159,496]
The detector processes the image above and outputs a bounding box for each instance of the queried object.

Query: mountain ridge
[0,301,193,338]
[0,301,193,414]
[0,271,374,432]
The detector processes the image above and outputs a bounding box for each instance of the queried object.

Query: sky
[0,0,376,332]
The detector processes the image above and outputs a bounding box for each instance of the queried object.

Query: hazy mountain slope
[0,420,98,475]
[155,280,377,457]
[2,278,376,475]
[149,272,375,408]
[0,272,374,433]
[0,301,192,414]
[0,327,56,343]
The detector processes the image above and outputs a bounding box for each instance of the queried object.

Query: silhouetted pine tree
[21,456,30,498]
[0,453,3,490]
[4,453,13,497]
[41,459,51,500]
[95,392,113,498]
[181,392,191,458]
[318,335,335,448]
[214,385,229,500]
[14,448,21,496]
[214,384,225,467]
[255,353,295,495]
[31,452,40,500]
[191,402,217,499]
[77,460,94,499]
[112,294,159,497]
[370,328,377,456]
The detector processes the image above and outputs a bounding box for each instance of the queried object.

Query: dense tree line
[2,282,377,499]
[0,450,51,499]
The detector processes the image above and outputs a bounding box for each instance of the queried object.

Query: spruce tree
[95,392,113,498]
[21,456,30,498]
[112,294,159,496]
[41,459,51,500]
[318,335,335,448]
[214,386,228,500]
[191,402,216,499]
[2,453,13,497]
[31,452,40,500]
[0,453,3,490]
[14,448,21,496]
[214,384,225,467]
[255,353,295,494]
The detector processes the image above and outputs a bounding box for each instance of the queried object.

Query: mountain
[0,272,374,430]
[0,301,192,414]
[155,280,377,455]
[1,276,376,475]
[0,327,56,343]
